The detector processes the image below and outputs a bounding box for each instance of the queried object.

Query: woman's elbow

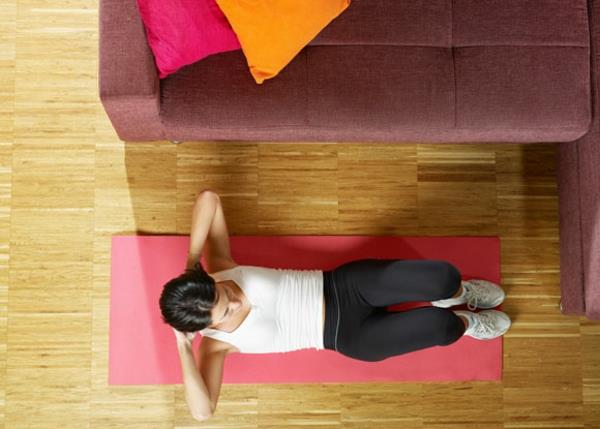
[190,402,216,422]
[197,189,220,201]
[191,410,213,422]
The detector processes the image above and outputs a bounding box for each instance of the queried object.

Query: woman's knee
[429,308,464,346]
[434,261,461,299]
[336,335,387,362]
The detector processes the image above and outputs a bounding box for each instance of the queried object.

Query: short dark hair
[159,263,217,332]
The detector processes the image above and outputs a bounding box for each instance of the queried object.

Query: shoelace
[464,281,494,311]
[465,283,479,311]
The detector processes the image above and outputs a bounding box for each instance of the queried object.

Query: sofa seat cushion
[160,50,310,131]
[306,43,590,131]
[306,45,455,130]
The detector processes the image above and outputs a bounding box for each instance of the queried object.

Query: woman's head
[159,263,217,332]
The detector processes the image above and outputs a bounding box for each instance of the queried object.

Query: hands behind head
[172,327,197,346]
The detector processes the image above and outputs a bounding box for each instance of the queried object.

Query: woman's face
[210,281,242,327]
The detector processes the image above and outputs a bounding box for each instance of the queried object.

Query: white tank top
[200,265,325,353]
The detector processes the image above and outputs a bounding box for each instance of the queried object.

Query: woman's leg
[337,306,465,362]
[332,258,462,306]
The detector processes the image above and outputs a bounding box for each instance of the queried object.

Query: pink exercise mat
[109,235,502,385]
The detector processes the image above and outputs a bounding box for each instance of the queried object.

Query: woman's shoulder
[199,335,240,354]
[208,260,239,276]
[209,264,276,276]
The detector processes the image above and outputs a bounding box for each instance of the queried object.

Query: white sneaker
[454,310,511,340]
[432,279,505,310]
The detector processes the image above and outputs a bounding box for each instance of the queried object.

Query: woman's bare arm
[187,190,235,272]
[197,338,233,417]
[176,333,214,421]
[173,329,233,421]
[173,191,237,421]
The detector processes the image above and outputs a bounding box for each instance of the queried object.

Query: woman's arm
[174,329,232,421]
[173,329,214,421]
[186,190,235,273]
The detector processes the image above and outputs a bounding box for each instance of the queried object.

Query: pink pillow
[136,0,241,78]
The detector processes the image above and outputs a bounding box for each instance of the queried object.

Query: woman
[159,190,511,421]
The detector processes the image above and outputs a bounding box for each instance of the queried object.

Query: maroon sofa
[99,0,600,321]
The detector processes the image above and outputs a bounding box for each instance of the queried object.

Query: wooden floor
[2,1,600,428]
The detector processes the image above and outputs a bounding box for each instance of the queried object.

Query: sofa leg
[170,140,183,145]
[559,300,564,313]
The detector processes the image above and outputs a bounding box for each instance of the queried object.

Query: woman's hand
[172,327,196,347]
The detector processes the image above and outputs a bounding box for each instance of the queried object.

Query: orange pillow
[216,0,351,84]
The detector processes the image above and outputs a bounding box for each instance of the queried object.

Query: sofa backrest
[310,0,589,48]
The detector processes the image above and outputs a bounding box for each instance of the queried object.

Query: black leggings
[323,259,466,362]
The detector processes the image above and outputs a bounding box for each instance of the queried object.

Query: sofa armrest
[557,0,600,321]
[558,141,587,317]
[578,135,600,321]
[99,0,164,141]
[559,128,600,321]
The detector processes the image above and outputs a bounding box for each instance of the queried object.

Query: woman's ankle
[457,314,469,330]
[450,283,465,299]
